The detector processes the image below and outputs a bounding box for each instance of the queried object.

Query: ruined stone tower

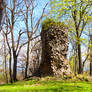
[38,19,70,77]
[33,19,70,77]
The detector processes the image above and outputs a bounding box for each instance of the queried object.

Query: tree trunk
[13,51,17,82]
[25,41,30,78]
[76,29,83,74]
[78,43,83,74]
[4,54,8,83]
[90,61,92,76]
[0,0,4,25]
[25,61,28,78]
[4,55,8,83]
[9,52,13,83]
[4,38,8,83]
[74,57,77,76]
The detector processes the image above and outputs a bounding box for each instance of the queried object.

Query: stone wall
[39,21,70,77]
[33,20,70,77]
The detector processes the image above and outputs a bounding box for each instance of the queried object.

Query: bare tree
[3,0,27,82]
[23,0,48,78]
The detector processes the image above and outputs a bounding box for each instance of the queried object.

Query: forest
[0,0,92,92]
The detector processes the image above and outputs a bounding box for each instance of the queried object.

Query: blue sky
[5,0,50,41]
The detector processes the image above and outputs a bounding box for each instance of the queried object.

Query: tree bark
[0,0,4,25]
[90,61,92,76]
[78,43,83,74]
[9,51,13,83]
[76,28,83,74]
[13,51,17,82]
[74,56,77,76]
[4,39,8,83]
[25,41,30,78]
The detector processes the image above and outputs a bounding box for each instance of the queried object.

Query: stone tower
[40,20,70,77]
[33,19,70,77]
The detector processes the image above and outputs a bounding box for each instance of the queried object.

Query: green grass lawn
[0,77,92,92]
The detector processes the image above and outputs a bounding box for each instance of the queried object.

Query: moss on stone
[42,18,68,31]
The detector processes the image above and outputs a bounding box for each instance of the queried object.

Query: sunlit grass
[0,77,92,92]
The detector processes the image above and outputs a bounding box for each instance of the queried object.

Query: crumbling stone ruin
[33,19,70,77]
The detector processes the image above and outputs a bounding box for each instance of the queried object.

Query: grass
[0,77,92,92]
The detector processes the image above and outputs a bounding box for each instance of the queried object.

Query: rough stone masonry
[38,21,70,77]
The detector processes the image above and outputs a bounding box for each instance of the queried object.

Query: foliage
[50,0,92,45]
[50,0,92,74]
[42,18,68,31]
[50,0,92,21]
[69,56,75,72]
